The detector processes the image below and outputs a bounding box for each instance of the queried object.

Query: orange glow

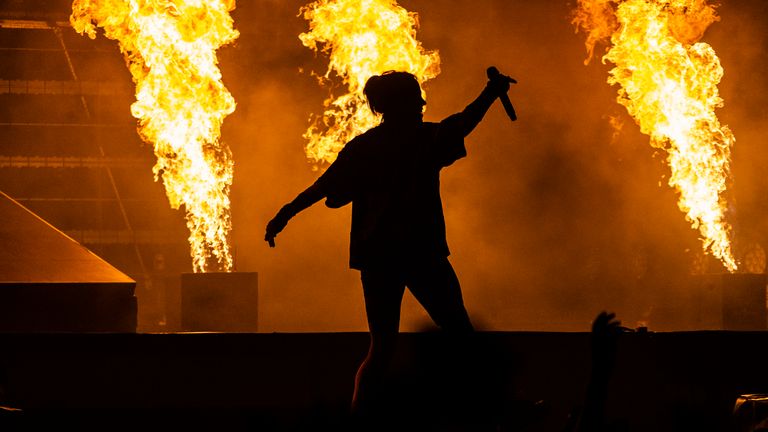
[574,0,737,272]
[71,0,239,272]
[299,0,440,164]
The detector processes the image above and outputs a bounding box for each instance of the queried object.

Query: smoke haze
[53,0,767,332]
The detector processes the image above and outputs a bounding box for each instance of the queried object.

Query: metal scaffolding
[0,155,145,168]
[0,79,130,96]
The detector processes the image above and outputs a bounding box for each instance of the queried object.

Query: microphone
[487,66,517,122]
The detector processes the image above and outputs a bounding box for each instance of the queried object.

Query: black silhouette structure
[265,68,515,417]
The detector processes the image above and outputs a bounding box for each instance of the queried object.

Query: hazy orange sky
[148,0,768,332]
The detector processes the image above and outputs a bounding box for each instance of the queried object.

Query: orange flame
[299,0,440,164]
[71,0,239,272]
[573,0,737,272]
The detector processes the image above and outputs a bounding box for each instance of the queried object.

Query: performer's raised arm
[442,68,515,138]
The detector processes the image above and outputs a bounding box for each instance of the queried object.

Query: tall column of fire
[299,0,440,163]
[70,0,239,273]
[573,0,737,272]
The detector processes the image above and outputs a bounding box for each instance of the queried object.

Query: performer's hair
[363,71,421,115]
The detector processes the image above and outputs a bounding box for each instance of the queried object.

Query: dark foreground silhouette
[566,311,624,432]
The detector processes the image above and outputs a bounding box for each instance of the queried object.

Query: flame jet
[71,0,239,273]
[573,0,737,272]
[299,0,440,164]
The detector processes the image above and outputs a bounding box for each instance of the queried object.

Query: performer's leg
[406,257,473,332]
[352,267,406,414]
[405,258,481,424]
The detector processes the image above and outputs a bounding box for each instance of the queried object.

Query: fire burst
[573,0,737,272]
[299,0,440,164]
[71,0,239,273]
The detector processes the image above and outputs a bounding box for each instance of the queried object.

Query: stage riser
[181,272,259,332]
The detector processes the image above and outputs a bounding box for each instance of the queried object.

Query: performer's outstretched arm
[265,138,357,247]
[265,183,325,247]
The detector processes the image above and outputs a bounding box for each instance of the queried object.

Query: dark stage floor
[0,331,767,431]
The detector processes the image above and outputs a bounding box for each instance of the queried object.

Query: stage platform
[1,331,767,431]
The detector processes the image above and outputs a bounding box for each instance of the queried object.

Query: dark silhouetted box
[722,273,766,331]
[653,273,766,331]
[181,272,258,332]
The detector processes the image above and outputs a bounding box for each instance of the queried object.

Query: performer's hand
[264,229,277,248]
[486,68,514,97]
[265,209,291,248]
[592,311,621,337]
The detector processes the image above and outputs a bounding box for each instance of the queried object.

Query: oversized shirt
[313,115,467,270]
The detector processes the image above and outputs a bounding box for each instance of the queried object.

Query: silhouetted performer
[265,69,514,416]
